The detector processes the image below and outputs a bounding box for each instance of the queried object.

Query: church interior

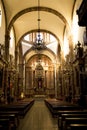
[0,0,87,130]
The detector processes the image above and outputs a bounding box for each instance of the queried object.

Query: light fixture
[32,0,46,52]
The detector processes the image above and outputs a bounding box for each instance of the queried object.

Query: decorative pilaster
[18,63,24,95]
[3,34,10,103]
[68,34,74,62]
[15,49,18,69]
[53,63,57,98]
[5,34,10,62]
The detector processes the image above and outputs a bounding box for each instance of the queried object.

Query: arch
[20,29,59,43]
[17,29,60,47]
[24,49,57,64]
[27,54,52,65]
[6,6,69,62]
[8,6,70,32]
[17,29,62,64]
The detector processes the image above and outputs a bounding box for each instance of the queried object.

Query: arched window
[22,32,58,55]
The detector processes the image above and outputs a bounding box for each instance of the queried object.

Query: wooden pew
[63,117,87,130]
[0,114,17,129]
[57,110,87,117]
[58,113,87,129]
[0,99,34,117]
[45,99,82,117]
[0,99,34,129]
[67,124,87,130]
[0,118,10,130]
[0,111,20,127]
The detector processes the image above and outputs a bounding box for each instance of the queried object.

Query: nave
[17,99,58,130]
[1,1,87,129]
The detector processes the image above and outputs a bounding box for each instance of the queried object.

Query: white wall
[72,0,85,47]
[0,0,5,46]
[9,27,15,57]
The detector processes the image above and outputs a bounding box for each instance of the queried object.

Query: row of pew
[45,98,87,130]
[0,98,34,130]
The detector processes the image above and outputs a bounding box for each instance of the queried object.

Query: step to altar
[34,95,47,100]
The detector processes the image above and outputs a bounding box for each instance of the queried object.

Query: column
[54,64,57,98]
[23,61,25,93]
[15,49,18,69]
[45,70,47,88]
[33,70,35,88]
[4,34,10,103]
[18,63,24,96]
[5,34,10,62]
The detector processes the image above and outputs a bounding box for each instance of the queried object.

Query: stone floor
[17,99,58,130]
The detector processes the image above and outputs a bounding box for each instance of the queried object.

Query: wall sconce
[21,92,24,99]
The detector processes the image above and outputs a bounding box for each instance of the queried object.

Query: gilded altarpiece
[25,64,55,97]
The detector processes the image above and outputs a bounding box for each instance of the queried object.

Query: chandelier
[32,0,46,52]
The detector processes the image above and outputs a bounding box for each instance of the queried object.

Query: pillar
[54,64,57,98]
[5,34,10,62]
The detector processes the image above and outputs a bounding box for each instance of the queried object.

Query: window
[23,32,57,44]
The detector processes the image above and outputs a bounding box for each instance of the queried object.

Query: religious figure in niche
[76,41,83,58]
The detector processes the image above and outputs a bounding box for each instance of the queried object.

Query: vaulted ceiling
[3,0,82,62]
[3,0,78,42]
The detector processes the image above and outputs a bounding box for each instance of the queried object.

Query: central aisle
[17,99,58,130]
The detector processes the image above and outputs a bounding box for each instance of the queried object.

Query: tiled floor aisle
[17,99,58,130]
